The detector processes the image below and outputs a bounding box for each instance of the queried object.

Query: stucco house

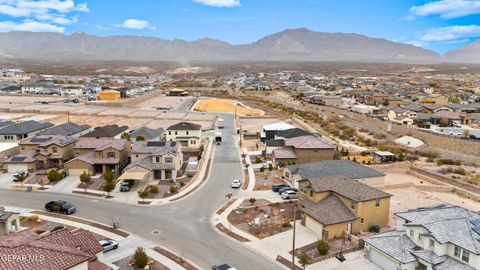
[0,120,54,142]
[272,135,335,166]
[165,122,202,150]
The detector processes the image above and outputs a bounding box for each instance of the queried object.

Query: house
[364,204,480,270]
[4,135,77,173]
[274,128,312,140]
[97,90,121,100]
[122,141,183,182]
[0,207,20,236]
[299,175,391,239]
[82,124,129,139]
[0,120,54,142]
[39,122,93,138]
[422,104,452,114]
[60,86,83,96]
[309,95,343,106]
[64,138,131,176]
[422,94,449,105]
[165,122,202,150]
[387,107,418,122]
[272,135,335,166]
[431,111,472,126]
[284,160,385,188]
[0,85,21,93]
[0,228,111,270]
[129,127,165,142]
[260,122,296,142]
[387,98,405,107]
[373,151,396,163]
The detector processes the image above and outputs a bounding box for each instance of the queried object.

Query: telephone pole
[291,202,297,269]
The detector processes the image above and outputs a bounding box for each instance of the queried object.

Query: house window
[52,147,57,153]
[454,246,461,258]
[174,131,178,135]
[360,218,364,224]
[107,152,115,158]
[186,131,189,135]
[418,234,423,241]
[191,140,196,145]
[97,152,103,157]
[410,230,414,237]
[165,157,173,164]
[309,189,313,197]
[135,154,138,158]
[462,250,470,263]
[75,149,80,155]
[155,157,160,163]
[375,199,380,208]
[429,239,435,249]
[313,149,318,153]
[351,201,357,210]
[168,131,171,135]
[21,146,25,150]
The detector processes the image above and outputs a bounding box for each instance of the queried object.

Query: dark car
[45,200,76,215]
[119,180,135,192]
[278,187,297,194]
[212,264,237,270]
[271,184,289,192]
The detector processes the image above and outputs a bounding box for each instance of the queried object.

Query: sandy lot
[194,98,263,116]
[0,95,66,104]
[133,96,187,109]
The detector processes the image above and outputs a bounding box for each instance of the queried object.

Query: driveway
[47,176,80,194]
[310,250,380,270]
[0,173,14,188]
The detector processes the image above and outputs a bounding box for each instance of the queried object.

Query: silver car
[231,179,242,188]
[281,190,298,199]
[99,239,119,252]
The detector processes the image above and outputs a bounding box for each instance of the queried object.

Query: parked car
[45,200,76,214]
[278,187,297,195]
[12,171,29,181]
[231,179,242,188]
[99,239,119,252]
[212,264,237,270]
[119,180,135,192]
[271,184,289,192]
[281,190,298,200]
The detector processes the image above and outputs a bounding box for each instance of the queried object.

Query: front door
[165,170,172,180]
[153,170,161,180]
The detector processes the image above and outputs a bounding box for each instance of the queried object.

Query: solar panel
[473,226,480,236]
[146,141,166,147]
[11,156,26,162]
[471,218,480,227]
[171,141,176,147]
[31,136,52,142]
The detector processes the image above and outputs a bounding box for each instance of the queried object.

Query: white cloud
[114,19,154,30]
[420,25,480,42]
[0,20,64,32]
[95,24,107,30]
[409,0,480,19]
[193,0,240,7]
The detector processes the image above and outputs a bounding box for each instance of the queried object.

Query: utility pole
[291,202,297,270]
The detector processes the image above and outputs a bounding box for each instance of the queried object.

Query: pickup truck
[119,180,135,192]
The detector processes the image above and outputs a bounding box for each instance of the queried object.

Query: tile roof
[20,135,77,147]
[275,128,312,138]
[82,125,128,138]
[301,195,357,225]
[132,141,178,155]
[287,160,385,180]
[0,120,53,135]
[433,257,476,270]
[301,175,391,202]
[130,127,164,140]
[273,147,297,159]
[125,156,176,171]
[364,231,417,263]
[74,138,127,151]
[284,135,334,149]
[39,122,91,136]
[411,249,446,265]
[166,122,201,131]
[431,111,463,119]
[73,152,120,165]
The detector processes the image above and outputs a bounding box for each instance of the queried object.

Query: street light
[291,201,297,270]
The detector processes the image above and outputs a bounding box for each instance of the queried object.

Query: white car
[99,239,119,252]
[231,179,242,188]
[281,190,298,200]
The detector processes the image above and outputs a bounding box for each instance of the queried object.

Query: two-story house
[81,124,129,139]
[364,204,480,270]
[272,135,335,166]
[39,122,93,138]
[166,122,202,150]
[121,141,182,182]
[3,135,77,173]
[64,138,131,176]
[299,175,391,240]
[0,120,54,142]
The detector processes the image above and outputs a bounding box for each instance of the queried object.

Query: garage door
[369,248,398,270]
[8,164,28,173]
[305,215,324,236]
[68,169,87,176]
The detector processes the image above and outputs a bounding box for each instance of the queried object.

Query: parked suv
[45,200,76,214]
[271,184,289,192]
[281,190,298,200]
[278,187,297,194]
[120,180,135,192]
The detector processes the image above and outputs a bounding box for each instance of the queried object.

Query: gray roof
[132,141,178,155]
[0,120,53,135]
[39,122,91,136]
[434,257,476,270]
[125,156,176,171]
[82,124,128,138]
[130,127,164,140]
[396,204,480,254]
[301,175,391,202]
[301,195,357,225]
[265,139,284,147]
[287,160,385,180]
[411,250,446,265]
[0,121,13,128]
[167,122,201,131]
[364,231,417,263]
[0,208,14,221]
[275,128,312,138]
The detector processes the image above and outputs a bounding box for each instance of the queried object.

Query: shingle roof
[364,231,417,263]
[431,111,463,119]
[273,147,297,159]
[284,135,334,149]
[275,128,312,138]
[0,120,53,135]
[132,140,178,155]
[0,121,13,128]
[411,250,446,265]
[74,138,127,151]
[287,160,385,180]
[124,156,176,171]
[20,135,77,147]
[130,127,164,140]
[166,122,201,131]
[301,175,391,201]
[433,257,476,270]
[82,124,128,138]
[265,139,285,147]
[301,194,357,225]
[39,122,91,136]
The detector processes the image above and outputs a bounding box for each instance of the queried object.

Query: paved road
[0,113,281,270]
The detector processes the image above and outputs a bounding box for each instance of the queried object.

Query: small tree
[136,135,145,141]
[255,156,261,163]
[298,252,313,270]
[249,197,256,205]
[133,247,148,268]
[104,170,113,183]
[80,172,91,192]
[463,130,470,138]
[103,181,115,197]
[316,240,330,255]
[13,171,27,187]
[138,191,148,202]
[47,170,61,182]
[268,163,273,171]
[149,185,158,193]
[169,185,177,194]
[120,131,131,141]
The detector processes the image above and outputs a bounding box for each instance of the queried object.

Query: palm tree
[13,171,28,187]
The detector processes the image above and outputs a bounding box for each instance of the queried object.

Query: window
[409,230,414,237]
[418,234,423,241]
[168,131,171,135]
[360,218,364,224]
[191,140,196,144]
[174,131,178,135]
[313,149,318,153]
[165,157,173,164]
[454,246,461,258]
[21,146,25,150]
[135,154,138,158]
[155,156,160,163]
[186,131,189,135]
[97,152,103,157]
[429,239,435,249]
[375,199,380,208]
[351,201,357,210]
[107,152,115,158]
[52,147,57,153]
[462,250,470,263]
[309,190,313,197]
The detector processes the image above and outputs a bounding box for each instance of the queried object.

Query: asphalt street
[0,113,282,270]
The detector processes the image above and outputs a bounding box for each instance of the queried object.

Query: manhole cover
[151,230,161,235]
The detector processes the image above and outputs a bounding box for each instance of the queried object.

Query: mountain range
[0,28,477,63]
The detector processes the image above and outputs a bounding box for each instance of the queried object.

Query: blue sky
[0,0,480,53]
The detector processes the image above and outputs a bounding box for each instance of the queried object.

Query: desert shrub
[133,247,148,268]
[255,156,261,163]
[282,220,292,228]
[454,167,466,175]
[149,185,158,193]
[28,215,40,222]
[249,198,256,205]
[169,185,177,194]
[179,181,185,187]
[437,159,461,166]
[316,240,330,255]
[47,170,62,182]
[268,163,273,171]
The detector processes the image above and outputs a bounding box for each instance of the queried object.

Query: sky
[0,0,480,53]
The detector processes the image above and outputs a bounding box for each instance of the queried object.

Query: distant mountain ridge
[0,28,472,63]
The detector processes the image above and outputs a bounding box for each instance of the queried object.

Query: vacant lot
[194,98,263,116]
[133,96,187,110]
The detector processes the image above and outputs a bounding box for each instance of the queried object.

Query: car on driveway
[271,184,289,192]
[212,264,237,270]
[45,200,76,214]
[99,239,119,252]
[12,171,29,181]
[281,190,298,200]
[278,187,297,194]
[231,179,242,188]
[119,180,135,192]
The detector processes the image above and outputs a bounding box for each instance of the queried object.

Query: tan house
[121,141,183,182]
[299,175,391,239]
[4,135,77,173]
[64,138,131,176]
[0,207,20,236]
[165,122,202,150]
[272,135,334,166]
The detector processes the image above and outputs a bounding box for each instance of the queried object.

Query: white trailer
[215,132,222,144]
[218,118,224,129]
